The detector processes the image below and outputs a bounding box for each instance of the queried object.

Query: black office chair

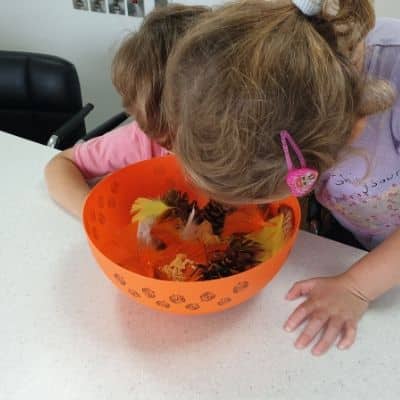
[47,108,129,148]
[80,111,129,142]
[0,50,130,149]
[0,50,93,150]
[307,193,366,250]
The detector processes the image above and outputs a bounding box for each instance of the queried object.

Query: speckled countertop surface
[1,132,400,400]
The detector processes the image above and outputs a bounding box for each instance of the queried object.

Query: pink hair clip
[280,130,319,197]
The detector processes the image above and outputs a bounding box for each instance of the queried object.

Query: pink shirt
[73,121,169,179]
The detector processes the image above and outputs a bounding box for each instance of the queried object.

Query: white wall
[1,0,399,131]
[375,0,400,18]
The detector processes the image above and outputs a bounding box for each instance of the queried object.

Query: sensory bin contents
[131,190,294,282]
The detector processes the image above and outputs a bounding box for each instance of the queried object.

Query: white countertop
[1,131,400,400]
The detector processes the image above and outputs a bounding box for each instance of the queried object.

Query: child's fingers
[337,320,357,350]
[284,300,314,332]
[285,279,317,300]
[294,313,329,349]
[312,317,344,356]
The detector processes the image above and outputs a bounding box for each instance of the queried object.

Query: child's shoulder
[101,120,156,148]
[105,120,168,158]
[77,120,155,157]
[109,120,147,139]
[367,18,400,47]
[365,18,400,85]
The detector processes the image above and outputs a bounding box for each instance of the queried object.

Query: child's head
[112,3,209,143]
[165,0,395,203]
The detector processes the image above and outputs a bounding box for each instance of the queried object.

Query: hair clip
[291,0,323,16]
[280,130,319,197]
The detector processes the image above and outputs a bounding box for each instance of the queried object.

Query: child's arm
[284,229,400,356]
[346,229,400,299]
[45,148,90,218]
[44,121,168,218]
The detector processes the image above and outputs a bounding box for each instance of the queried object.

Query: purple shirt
[316,18,400,250]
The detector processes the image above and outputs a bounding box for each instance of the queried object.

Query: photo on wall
[72,0,89,11]
[109,0,126,15]
[127,0,145,17]
[90,0,106,13]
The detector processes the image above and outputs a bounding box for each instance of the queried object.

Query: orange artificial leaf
[223,205,265,237]
[171,240,208,264]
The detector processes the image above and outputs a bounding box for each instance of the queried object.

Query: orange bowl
[83,156,300,315]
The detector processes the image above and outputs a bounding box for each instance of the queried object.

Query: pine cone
[279,206,294,240]
[199,200,235,235]
[161,190,200,222]
[202,235,262,280]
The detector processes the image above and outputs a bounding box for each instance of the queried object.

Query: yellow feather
[247,214,285,261]
[130,198,171,223]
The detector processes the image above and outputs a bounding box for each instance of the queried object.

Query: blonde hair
[112,3,209,139]
[165,0,395,202]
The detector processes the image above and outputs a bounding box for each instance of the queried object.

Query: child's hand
[284,275,369,356]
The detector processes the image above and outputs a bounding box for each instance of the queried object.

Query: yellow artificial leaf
[247,214,285,261]
[130,198,170,223]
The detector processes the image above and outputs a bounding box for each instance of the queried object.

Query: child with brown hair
[45,3,209,218]
[165,0,400,355]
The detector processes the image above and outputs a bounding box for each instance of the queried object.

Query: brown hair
[112,3,209,139]
[165,0,395,202]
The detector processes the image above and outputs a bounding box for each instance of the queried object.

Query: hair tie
[292,0,323,16]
